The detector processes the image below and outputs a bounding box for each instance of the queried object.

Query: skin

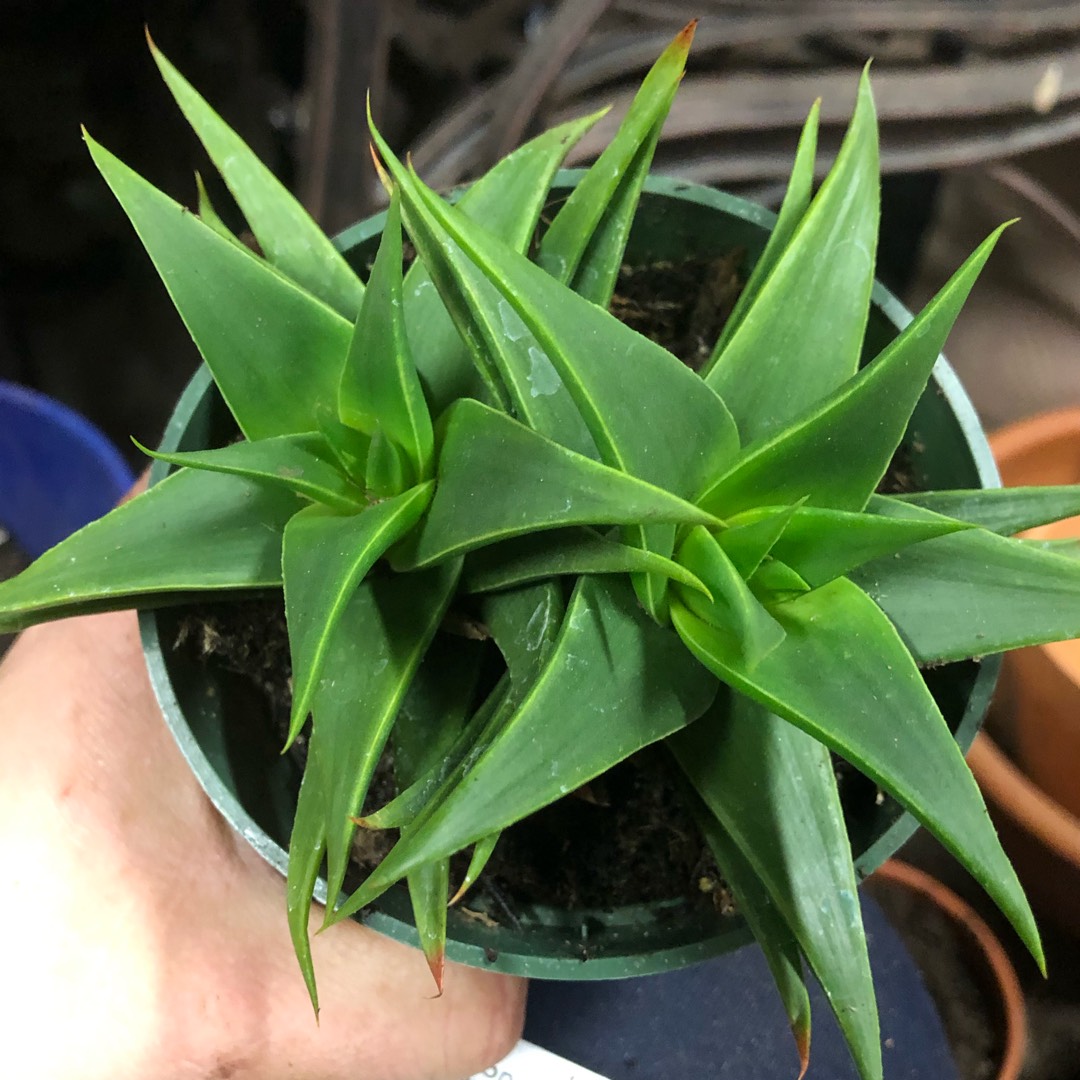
[0,609,525,1079]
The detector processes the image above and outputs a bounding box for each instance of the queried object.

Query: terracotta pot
[990,409,1080,820]
[968,732,1080,939]
[869,858,1028,1080]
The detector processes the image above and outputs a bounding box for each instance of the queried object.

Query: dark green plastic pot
[139,172,1001,980]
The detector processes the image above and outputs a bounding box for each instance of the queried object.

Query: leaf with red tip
[672,694,876,1079]
[407,859,449,994]
[679,773,812,1077]
[539,21,696,305]
[287,561,460,1007]
[394,636,485,993]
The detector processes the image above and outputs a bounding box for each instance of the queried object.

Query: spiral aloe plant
[6,23,1080,1080]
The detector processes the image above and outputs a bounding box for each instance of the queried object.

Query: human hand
[0,610,524,1080]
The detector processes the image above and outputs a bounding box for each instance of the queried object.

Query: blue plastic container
[0,381,133,557]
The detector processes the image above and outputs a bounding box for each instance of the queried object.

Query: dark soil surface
[611,251,744,370]
[178,593,729,914]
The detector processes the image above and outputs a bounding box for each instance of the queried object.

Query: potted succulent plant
[6,23,1080,1080]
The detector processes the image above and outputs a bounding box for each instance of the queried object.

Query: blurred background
[6,0,1080,458]
[6,3,1080,1077]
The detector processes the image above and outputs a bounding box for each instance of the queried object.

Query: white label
[467,1039,610,1080]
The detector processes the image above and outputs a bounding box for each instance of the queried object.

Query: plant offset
[8,24,1080,1080]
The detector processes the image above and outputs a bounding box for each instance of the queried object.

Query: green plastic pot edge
[140,170,1001,980]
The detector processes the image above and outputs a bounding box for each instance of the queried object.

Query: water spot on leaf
[527,347,561,398]
[498,300,527,342]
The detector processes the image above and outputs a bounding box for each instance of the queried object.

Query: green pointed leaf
[699,225,1006,518]
[134,432,363,512]
[449,833,500,907]
[327,577,718,922]
[396,400,720,570]
[705,102,820,368]
[673,695,878,1080]
[396,182,594,454]
[284,563,458,1007]
[729,504,970,589]
[895,486,1080,535]
[406,858,450,990]
[365,425,411,499]
[670,579,1043,970]
[314,406,369,481]
[150,39,363,319]
[855,495,1080,662]
[538,22,694,290]
[393,636,485,987]
[463,526,710,596]
[320,564,459,908]
[361,583,565,832]
[681,785,812,1077]
[750,558,811,600]
[717,502,803,580]
[399,112,607,414]
[339,191,433,484]
[705,74,878,441]
[194,171,241,245]
[86,133,351,442]
[393,635,485,789]
[362,678,512,831]
[676,527,785,668]
[543,26,693,306]
[566,118,666,308]
[367,100,603,453]
[371,133,739,501]
[0,468,300,632]
[286,722,329,1016]
[282,482,434,746]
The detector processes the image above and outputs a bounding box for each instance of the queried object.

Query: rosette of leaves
[6,24,1080,1080]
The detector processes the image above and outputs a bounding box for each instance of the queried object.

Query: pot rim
[140,170,1001,980]
[968,733,1080,866]
[871,858,1027,1080]
[990,409,1080,681]
[990,406,1080,461]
